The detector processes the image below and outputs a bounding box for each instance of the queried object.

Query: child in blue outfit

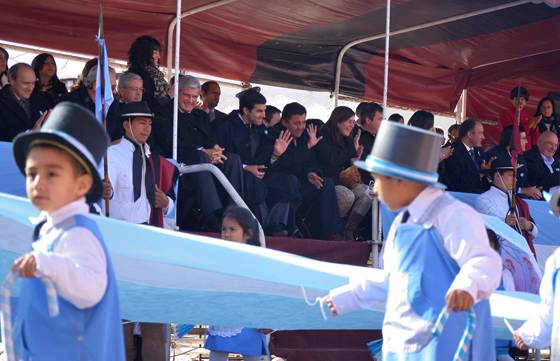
[204,206,268,361]
[9,102,125,360]
[324,122,502,360]
[513,191,560,359]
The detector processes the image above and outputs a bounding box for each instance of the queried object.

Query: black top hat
[355,121,445,187]
[235,86,261,99]
[12,102,109,203]
[120,101,154,121]
[483,156,524,175]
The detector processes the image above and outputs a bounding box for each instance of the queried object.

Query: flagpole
[98,4,110,216]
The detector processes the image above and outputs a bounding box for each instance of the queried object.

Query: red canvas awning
[2,1,559,132]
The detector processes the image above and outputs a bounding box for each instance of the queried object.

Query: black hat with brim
[120,101,154,121]
[482,156,524,175]
[13,102,109,203]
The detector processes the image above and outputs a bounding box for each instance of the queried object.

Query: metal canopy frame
[332,0,531,108]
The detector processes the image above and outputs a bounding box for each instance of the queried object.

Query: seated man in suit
[267,102,342,240]
[200,81,227,122]
[152,75,243,231]
[443,118,492,193]
[0,63,49,141]
[524,131,560,193]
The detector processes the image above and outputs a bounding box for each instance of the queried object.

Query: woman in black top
[31,53,68,107]
[315,106,371,240]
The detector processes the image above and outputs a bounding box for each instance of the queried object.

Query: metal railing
[178,163,266,247]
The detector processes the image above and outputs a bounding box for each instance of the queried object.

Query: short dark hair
[509,86,529,101]
[265,105,281,121]
[169,74,185,86]
[222,206,260,246]
[282,102,306,121]
[239,89,266,113]
[355,102,368,119]
[8,63,33,81]
[201,80,219,94]
[0,47,9,72]
[408,110,434,130]
[358,102,383,125]
[458,118,481,139]
[499,125,526,147]
[435,127,444,136]
[448,123,460,134]
[388,113,404,123]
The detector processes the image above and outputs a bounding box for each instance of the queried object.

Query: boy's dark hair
[458,118,480,139]
[28,143,88,176]
[265,105,281,121]
[486,228,500,253]
[388,113,404,123]
[408,110,434,130]
[435,127,444,136]
[239,90,266,113]
[499,125,526,147]
[359,102,383,125]
[448,123,460,134]
[222,206,260,246]
[509,86,529,101]
[282,102,306,120]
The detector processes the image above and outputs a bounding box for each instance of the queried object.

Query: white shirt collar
[405,187,444,223]
[34,197,89,232]
[541,152,554,165]
[462,141,473,153]
[120,137,151,157]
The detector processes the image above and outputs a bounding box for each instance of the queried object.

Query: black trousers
[299,177,342,239]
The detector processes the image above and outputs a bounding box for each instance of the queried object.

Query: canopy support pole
[172,0,182,161]
[332,0,530,107]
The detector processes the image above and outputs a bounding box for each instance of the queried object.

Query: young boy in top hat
[513,191,560,359]
[10,102,125,360]
[325,121,502,360]
[105,100,177,361]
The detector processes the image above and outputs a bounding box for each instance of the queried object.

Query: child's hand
[12,253,37,277]
[325,296,338,316]
[446,290,474,312]
[513,331,529,350]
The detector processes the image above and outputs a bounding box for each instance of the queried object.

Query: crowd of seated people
[0,38,559,247]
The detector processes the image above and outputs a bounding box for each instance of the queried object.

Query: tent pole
[332,0,529,106]
[382,0,391,118]
[172,0,181,161]
[166,0,238,78]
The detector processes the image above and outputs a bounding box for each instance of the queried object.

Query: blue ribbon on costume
[1,271,59,361]
[367,307,477,361]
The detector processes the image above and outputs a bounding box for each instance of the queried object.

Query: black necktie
[132,142,155,207]
[468,149,479,169]
[401,210,410,224]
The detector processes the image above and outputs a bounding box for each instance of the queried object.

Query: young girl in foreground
[204,206,268,361]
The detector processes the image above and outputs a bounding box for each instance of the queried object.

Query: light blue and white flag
[95,6,113,124]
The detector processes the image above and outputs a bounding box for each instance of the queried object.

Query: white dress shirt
[476,186,538,238]
[107,138,173,224]
[330,187,502,315]
[31,198,108,309]
[518,249,560,348]
[541,153,556,174]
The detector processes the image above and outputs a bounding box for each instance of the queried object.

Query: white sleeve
[502,269,516,292]
[439,204,502,302]
[164,196,174,216]
[529,222,538,238]
[329,271,389,316]
[475,194,495,217]
[33,227,108,309]
[517,252,558,349]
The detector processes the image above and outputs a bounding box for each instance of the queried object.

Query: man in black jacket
[0,63,49,141]
[268,102,342,239]
[356,102,383,184]
[524,131,560,193]
[152,75,242,231]
[443,119,492,193]
[200,81,227,122]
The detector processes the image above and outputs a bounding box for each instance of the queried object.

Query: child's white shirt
[31,198,108,309]
[517,248,560,349]
[330,187,502,315]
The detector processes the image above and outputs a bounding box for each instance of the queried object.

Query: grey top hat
[12,102,109,203]
[355,121,444,187]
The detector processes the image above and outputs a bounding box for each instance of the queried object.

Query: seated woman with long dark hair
[127,35,168,108]
[31,53,68,107]
[314,106,371,240]
[530,96,559,145]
